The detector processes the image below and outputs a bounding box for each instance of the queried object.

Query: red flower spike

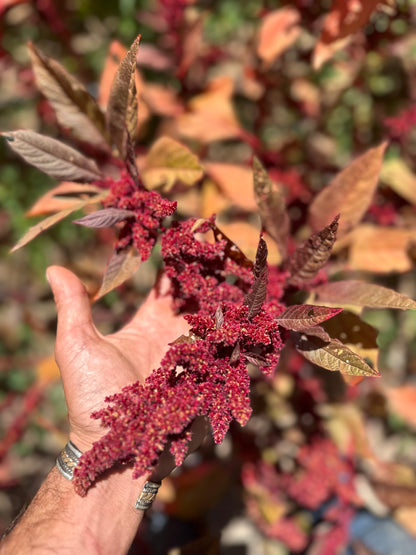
[103,172,176,261]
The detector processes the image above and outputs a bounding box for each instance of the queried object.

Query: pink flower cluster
[103,173,177,260]
[161,217,253,312]
[243,438,359,552]
[384,105,416,139]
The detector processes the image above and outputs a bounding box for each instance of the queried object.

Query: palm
[48,266,188,451]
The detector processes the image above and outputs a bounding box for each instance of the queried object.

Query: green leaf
[142,136,204,191]
[295,335,380,377]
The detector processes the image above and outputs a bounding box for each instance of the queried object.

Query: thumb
[46,265,96,341]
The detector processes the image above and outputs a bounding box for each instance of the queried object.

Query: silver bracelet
[135,481,161,510]
[56,440,82,481]
[57,441,161,510]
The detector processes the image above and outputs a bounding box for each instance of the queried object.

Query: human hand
[46,265,191,455]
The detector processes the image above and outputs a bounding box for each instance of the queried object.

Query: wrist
[56,465,149,555]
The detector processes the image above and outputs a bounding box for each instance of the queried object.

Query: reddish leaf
[296,336,380,377]
[275,305,343,331]
[28,43,109,147]
[243,353,270,367]
[286,215,339,287]
[313,0,386,69]
[230,342,241,364]
[308,143,387,235]
[313,280,416,310]
[321,311,378,347]
[298,326,331,342]
[253,157,289,258]
[125,132,140,186]
[244,236,268,319]
[212,224,253,269]
[2,130,102,182]
[257,7,301,67]
[106,35,140,158]
[73,208,135,228]
[94,247,141,299]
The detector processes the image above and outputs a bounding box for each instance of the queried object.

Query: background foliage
[2,1,416,553]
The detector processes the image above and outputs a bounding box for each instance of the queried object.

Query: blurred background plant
[2,1,416,553]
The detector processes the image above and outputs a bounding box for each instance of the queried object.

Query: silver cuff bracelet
[56,440,82,481]
[135,481,161,510]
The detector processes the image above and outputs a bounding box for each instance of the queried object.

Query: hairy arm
[1,467,148,555]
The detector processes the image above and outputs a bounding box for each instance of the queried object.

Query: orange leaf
[142,83,184,117]
[11,191,108,252]
[200,179,230,218]
[218,221,281,265]
[174,77,241,143]
[308,142,387,235]
[257,7,301,67]
[27,182,104,216]
[205,163,257,211]
[98,40,127,109]
[385,385,416,429]
[336,224,416,273]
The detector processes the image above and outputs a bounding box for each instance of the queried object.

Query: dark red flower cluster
[73,217,284,494]
[161,217,253,312]
[74,304,283,494]
[103,172,177,260]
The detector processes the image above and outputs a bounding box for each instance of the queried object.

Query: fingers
[46,265,96,342]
